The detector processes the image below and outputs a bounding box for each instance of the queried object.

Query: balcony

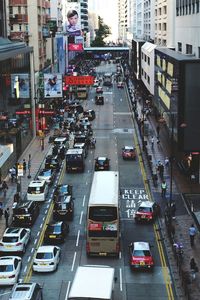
[37,0,46,8]
[9,0,27,6]
[9,14,28,24]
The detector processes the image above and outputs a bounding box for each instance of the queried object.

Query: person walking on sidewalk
[161,180,167,197]
[190,258,198,280]
[189,224,197,247]
[156,125,160,138]
[151,136,154,149]
[157,162,164,179]
[0,201,3,217]
[23,159,27,175]
[2,181,8,198]
[4,208,10,228]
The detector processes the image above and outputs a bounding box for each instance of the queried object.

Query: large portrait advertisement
[65,3,82,37]
[11,74,30,98]
[44,74,63,98]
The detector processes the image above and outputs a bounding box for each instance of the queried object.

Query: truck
[68,265,115,300]
[66,148,85,173]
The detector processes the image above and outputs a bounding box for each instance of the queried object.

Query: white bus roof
[68,265,115,299]
[89,171,119,207]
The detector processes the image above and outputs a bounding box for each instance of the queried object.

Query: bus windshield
[89,206,117,222]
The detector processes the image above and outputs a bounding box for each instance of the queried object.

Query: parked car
[12,201,39,226]
[0,256,22,285]
[129,242,154,270]
[122,146,136,160]
[53,184,73,202]
[135,201,160,223]
[9,282,43,300]
[94,157,110,171]
[53,195,74,221]
[37,168,56,185]
[0,228,31,254]
[33,246,61,273]
[44,221,69,244]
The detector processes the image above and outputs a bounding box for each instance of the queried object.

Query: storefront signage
[65,76,94,85]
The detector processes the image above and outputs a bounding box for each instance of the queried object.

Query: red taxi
[129,241,154,270]
[122,146,136,160]
[134,201,160,223]
[96,86,103,94]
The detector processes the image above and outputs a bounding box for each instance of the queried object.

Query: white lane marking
[45,209,47,214]
[34,239,37,245]
[37,232,40,237]
[119,251,122,259]
[43,217,45,221]
[40,224,43,228]
[24,266,27,272]
[71,252,77,271]
[31,248,34,253]
[65,281,71,300]
[28,256,31,262]
[76,230,80,247]
[48,199,51,203]
[47,204,50,208]
[82,195,85,207]
[120,268,123,291]
[87,170,90,173]
[120,98,123,101]
[86,181,88,185]
[79,211,83,224]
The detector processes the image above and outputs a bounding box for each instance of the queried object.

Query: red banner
[68,43,83,51]
[65,76,94,86]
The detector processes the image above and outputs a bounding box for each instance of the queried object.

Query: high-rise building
[175,0,200,58]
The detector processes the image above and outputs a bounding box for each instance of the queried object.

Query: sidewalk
[0,135,52,238]
[127,78,200,299]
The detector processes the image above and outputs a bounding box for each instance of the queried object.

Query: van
[27,180,48,202]
[9,282,43,300]
[13,201,39,226]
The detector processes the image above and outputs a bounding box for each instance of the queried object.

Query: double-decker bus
[103,73,113,87]
[86,171,120,257]
[76,86,88,100]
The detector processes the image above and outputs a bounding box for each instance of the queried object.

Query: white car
[0,227,31,254]
[0,256,22,285]
[33,246,61,272]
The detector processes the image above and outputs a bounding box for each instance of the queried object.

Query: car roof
[124,146,134,150]
[11,283,38,298]
[0,256,21,264]
[134,242,150,251]
[48,221,63,227]
[37,246,56,252]
[57,195,71,204]
[4,227,23,236]
[67,149,83,154]
[28,180,46,187]
[97,157,107,160]
[139,201,154,208]
[74,143,85,147]
[54,137,67,142]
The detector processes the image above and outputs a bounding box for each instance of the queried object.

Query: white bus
[86,171,120,257]
[68,265,115,300]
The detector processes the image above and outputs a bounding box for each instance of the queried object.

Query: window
[148,57,150,65]
[19,24,22,31]
[10,25,13,31]
[197,0,200,13]
[147,76,150,84]
[178,42,182,52]
[18,6,21,14]
[186,44,193,54]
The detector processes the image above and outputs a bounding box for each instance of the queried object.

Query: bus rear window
[89,206,117,222]
[27,186,45,193]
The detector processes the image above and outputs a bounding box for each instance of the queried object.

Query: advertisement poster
[65,3,82,37]
[44,74,63,98]
[11,74,30,98]
[57,36,65,75]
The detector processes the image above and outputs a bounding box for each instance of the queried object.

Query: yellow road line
[24,162,65,283]
[132,117,174,300]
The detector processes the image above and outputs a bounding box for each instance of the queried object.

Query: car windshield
[40,170,51,176]
[0,264,13,272]
[97,159,106,165]
[36,252,53,259]
[125,149,134,152]
[133,250,151,257]
[2,236,19,243]
[138,207,152,213]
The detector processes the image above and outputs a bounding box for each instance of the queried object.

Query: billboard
[65,3,82,37]
[11,74,30,98]
[44,74,63,98]
[65,76,94,86]
[57,36,66,75]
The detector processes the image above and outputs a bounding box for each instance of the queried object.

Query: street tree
[91,17,111,47]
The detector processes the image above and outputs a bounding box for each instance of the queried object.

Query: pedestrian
[161,180,167,197]
[151,136,154,148]
[190,258,198,280]
[157,137,160,146]
[4,208,9,227]
[0,201,3,217]
[2,181,8,198]
[165,157,169,168]
[171,202,176,219]
[156,125,160,138]
[189,224,197,247]
[10,167,16,183]
[23,159,27,174]
[157,162,164,179]
[13,192,20,204]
